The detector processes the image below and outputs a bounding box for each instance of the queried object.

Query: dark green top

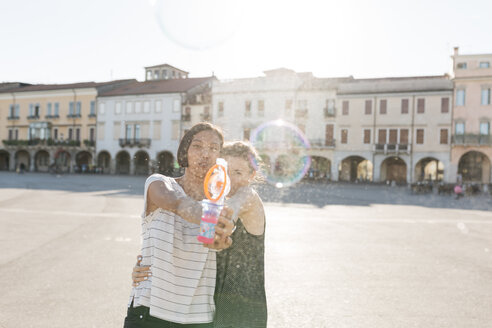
[214,218,267,328]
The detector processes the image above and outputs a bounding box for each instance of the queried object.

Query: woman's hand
[132,255,152,287]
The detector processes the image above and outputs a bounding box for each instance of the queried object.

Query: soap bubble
[151,0,244,50]
[250,120,311,188]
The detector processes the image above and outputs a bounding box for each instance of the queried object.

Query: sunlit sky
[1,0,492,84]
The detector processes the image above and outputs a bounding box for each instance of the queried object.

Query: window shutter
[400,129,409,144]
[389,129,397,144]
[417,99,425,113]
[342,101,349,115]
[401,99,409,114]
[440,129,448,144]
[365,100,372,115]
[341,129,348,144]
[378,129,387,144]
[441,97,449,113]
[380,100,387,114]
[363,129,371,144]
[325,124,334,145]
[416,129,424,144]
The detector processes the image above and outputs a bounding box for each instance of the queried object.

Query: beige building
[334,76,453,183]
[0,80,133,172]
[451,47,492,185]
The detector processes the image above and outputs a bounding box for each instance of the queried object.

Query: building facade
[212,68,351,180]
[145,63,189,81]
[335,76,453,184]
[451,47,492,185]
[0,80,133,173]
[96,76,215,175]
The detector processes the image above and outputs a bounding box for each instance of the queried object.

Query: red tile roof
[0,82,31,91]
[0,80,136,94]
[98,77,216,97]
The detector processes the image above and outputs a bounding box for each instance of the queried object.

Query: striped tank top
[128,174,216,324]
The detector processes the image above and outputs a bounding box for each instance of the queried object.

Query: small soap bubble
[151,0,244,50]
[250,120,311,188]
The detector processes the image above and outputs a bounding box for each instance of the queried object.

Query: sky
[1,0,492,84]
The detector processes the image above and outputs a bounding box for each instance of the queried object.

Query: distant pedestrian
[454,184,463,199]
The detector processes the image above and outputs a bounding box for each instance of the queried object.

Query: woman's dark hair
[177,122,224,167]
[221,141,262,173]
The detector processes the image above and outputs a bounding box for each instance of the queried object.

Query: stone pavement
[0,172,491,327]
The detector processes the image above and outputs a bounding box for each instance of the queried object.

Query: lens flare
[250,120,311,188]
[151,0,244,51]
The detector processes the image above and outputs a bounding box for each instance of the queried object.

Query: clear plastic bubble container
[197,199,223,244]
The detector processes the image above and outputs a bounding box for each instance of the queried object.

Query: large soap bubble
[151,0,244,51]
[250,120,311,188]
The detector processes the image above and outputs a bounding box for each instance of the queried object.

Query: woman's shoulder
[144,174,185,196]
[145,174,177,187]
[146,173,172,183]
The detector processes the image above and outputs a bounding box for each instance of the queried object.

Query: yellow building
[451,47,492,185]
[0,80,133,172]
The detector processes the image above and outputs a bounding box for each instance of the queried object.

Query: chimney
[453,47,459,56]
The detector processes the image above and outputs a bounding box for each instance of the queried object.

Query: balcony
[2,139,81,147]
[309,139,336,148]
[27,115,40,120]
[119,138,151,148]
[45,114,60,119]
[181,114,191,122]
[452,134,492,145]
[374,143,411,154]
[324,107,336,118]
[83,139,96,147]
[88,113,97,118]
[67,114,82,118]
[7,116,19,120]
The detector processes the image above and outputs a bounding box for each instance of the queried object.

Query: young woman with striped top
[124,123,235,328]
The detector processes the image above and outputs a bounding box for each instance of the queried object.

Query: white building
[96,76,215,175]
[212,68,352,180]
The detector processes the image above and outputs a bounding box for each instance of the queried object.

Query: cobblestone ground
[0,172,491,328]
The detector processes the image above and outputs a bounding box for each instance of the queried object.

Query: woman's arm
[227,187,265,235]
[148,180,235,242]
[147,180,202,225]
[239,190,265,235]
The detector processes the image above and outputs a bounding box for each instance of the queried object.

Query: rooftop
[338,75,453,95]
[144,63,189,73]
[99,76,216,97]
[0,80,136,94]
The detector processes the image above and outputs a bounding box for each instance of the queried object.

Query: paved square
[1,172,491,328]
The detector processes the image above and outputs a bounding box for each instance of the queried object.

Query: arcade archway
[458,151,491,183]
[134,151,150,175]
[415,157,444,182]
[381,157,407,184]
[116,151,130,174]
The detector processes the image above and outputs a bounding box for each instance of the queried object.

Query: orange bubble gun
[203,158,230,204]
[198,158,230,244]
